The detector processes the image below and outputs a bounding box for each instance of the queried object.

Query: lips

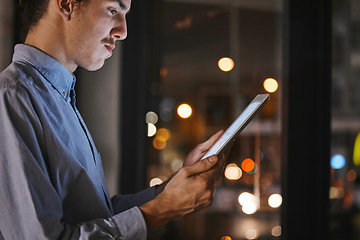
[105,44,115,55]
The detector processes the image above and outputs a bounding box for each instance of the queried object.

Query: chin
[82,61,106,72]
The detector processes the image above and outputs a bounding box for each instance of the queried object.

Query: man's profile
[0,0,227,239]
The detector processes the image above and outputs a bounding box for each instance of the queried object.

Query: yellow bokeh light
[224,163,242,180]
[153,136,167,150]
[353,132,360,166]
[149,177,163,187]
[263,78,279,93]
[147,123,157,137]
[177,104,192,118]
[157,128,171,140]
[218,57,234,72]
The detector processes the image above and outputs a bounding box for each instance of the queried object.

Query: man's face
[65,0,131,71]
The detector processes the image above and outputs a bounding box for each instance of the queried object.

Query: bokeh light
[149,177,163,187]
[224,163,242,180]
[157,128,171,140]
[245,229,258,240]
[271,226,281,237]
[220,236,232,240]
[247,163,257,175]
[242,202,258,215]
[331,154,346,169]
[170,159,183,172]
[241,158,255,172]
[147,123,157,137]
[177,104,192,118]
[353,132,360,166]
[346,169,357,182]
[268,194,282,208]
[160,67,168,78]
[238,192,255,206]
[218,57,234,72]
[329,186,345,199]
[263,78,279,93]
[238,192,258,215]
[146,111,158,124]
[160,98,175,122]
[153,136,167,150]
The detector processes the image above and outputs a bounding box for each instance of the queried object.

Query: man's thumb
[187,155,218,176]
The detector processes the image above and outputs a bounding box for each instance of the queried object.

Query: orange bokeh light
[241,158,255,172]
[347,169,357,182]
[153,136,167,150]
[221,236,232,240]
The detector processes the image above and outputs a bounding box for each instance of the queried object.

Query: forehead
[89,0,131,10]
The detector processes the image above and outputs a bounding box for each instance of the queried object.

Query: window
[145,1,283,239]
[330,0,360,238]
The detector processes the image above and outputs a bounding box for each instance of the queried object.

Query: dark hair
[18,0,50,41]
[18,0,86,42]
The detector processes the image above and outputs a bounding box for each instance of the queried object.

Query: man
[0,0,227,239]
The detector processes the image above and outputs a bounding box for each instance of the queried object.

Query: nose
[111,14,128,41]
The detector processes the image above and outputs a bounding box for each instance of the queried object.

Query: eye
[109,8,118,14]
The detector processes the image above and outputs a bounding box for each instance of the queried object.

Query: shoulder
[0,63,21,87]
[0,62,41,115]
[0,61,35,91]
[0,61,48,99]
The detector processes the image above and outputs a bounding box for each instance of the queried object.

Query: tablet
[201,94,270,160]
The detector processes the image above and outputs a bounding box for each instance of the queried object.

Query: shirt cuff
[111,207,147,240]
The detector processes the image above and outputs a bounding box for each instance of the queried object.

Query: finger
[199,130,224,152]
[184,130,224,167]
[185,155,218,177]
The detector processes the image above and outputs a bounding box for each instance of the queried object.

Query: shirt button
[62,91,67,97]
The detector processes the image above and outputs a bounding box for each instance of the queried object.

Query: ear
[56,0,75,20]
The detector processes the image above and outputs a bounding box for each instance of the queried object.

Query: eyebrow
[112,0,128,11]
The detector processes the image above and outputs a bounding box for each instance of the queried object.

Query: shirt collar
[12,44,76,103]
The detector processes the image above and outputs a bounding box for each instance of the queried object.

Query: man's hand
[183,130,224,166]
[183,130,232,186]
[139,130,235,232]
[154,130,227,195]
[139,155,220,231]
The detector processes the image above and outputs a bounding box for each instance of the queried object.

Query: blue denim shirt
[0,44,155,239]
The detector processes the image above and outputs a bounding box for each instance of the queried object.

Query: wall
[0,0,122,196]
[0,0,14,71]
[76,48,122,196]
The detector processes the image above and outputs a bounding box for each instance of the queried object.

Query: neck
[24,18,78,73]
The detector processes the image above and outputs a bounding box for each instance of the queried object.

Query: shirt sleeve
[0,82,147,239]
[111,187,156,214]
[58,208,147,240]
